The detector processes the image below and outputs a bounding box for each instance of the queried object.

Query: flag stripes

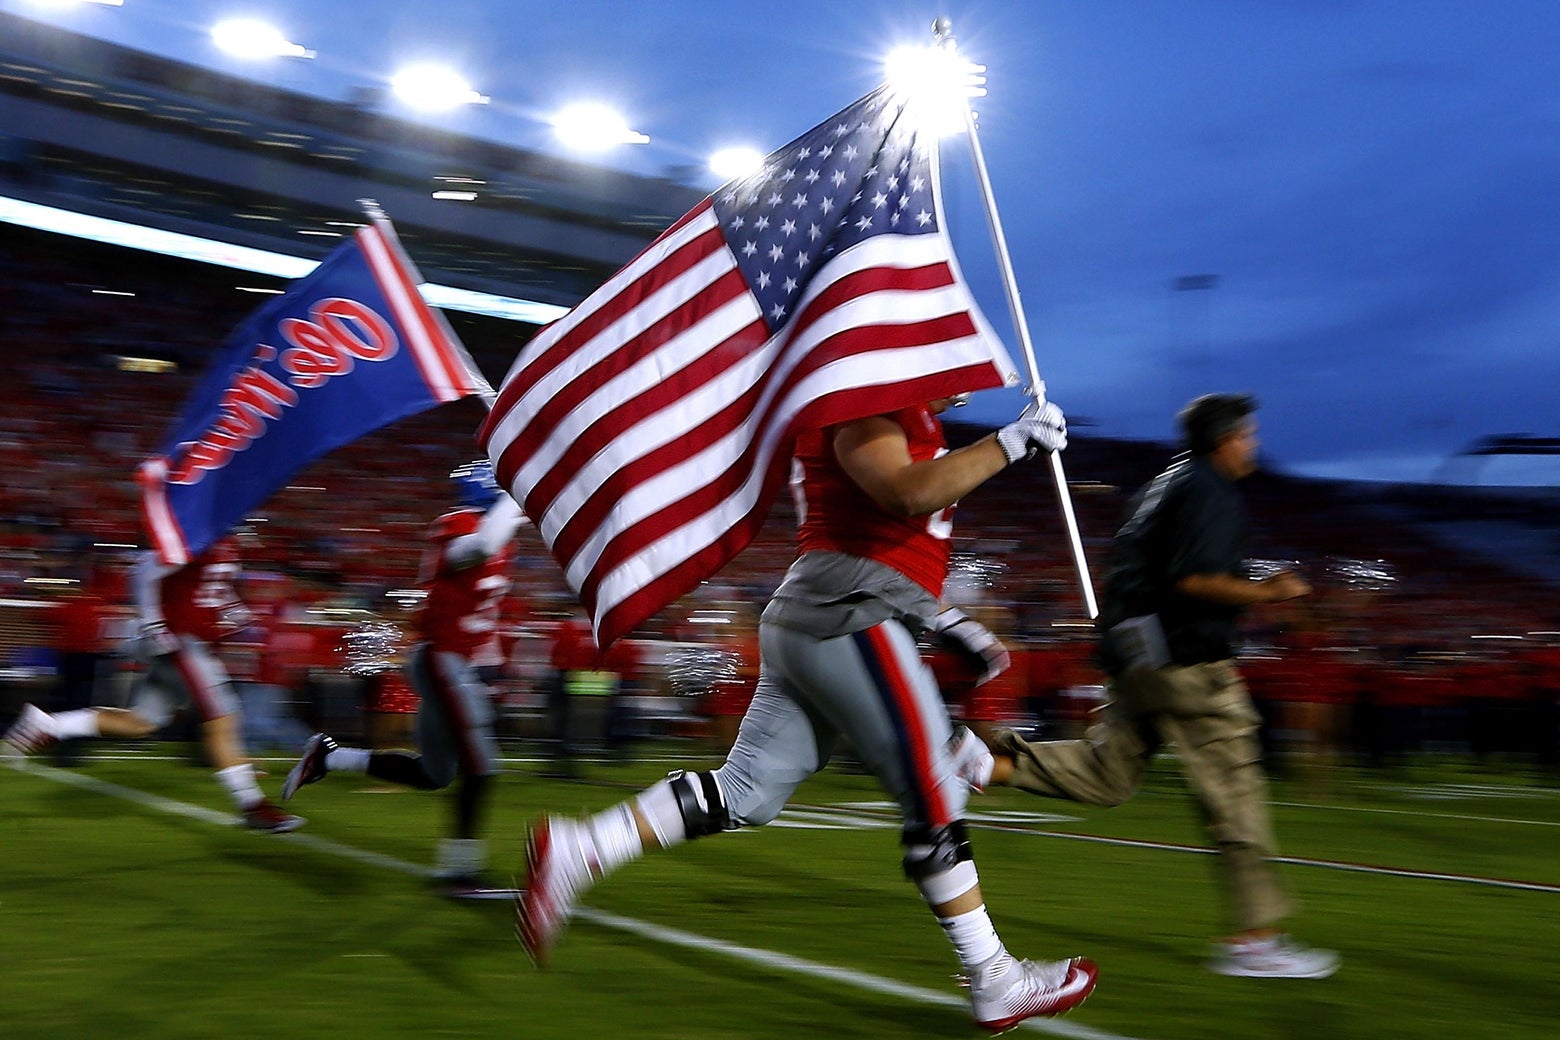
[480,88,1017,643]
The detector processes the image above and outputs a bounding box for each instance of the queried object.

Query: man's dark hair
[1178,393,1257,456]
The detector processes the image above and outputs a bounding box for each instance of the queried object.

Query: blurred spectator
[544,612,648,773]
[46,553,121,766]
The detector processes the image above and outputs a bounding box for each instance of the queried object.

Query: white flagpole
[932,19,1099,619]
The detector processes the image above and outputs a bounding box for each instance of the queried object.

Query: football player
[3,536,304,832]
[281,460,527,896]
[514,397,1100,1031]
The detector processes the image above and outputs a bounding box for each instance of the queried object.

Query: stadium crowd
[2,226,1557,772]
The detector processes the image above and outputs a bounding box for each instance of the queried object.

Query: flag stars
[886,175,899,191]
[741,240,757,257]
[830,169,847,187]
[795,252,810,269]
[769,302,786,321]
[768,243,785,262]
[819,145,832,159]
[915,209,933,227]
[783,276,798,294]
[791,192,808,208]
[870,191,889,209]
[807,223,821,241]
[780,168,796,183]
[820,197,835,215]
[780,218,797,237]
[729,214,745,231]
[754,215,770,231]
[843,144,858,160]
[804,169,820,184]
[910,175,925,193]
[855,215,874,232]
[757,270,771,289]
[767,192,784,207]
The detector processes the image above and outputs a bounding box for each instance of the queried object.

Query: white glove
[932,606,1011,686]
[996,401,1067,464]
[135,620,180,660]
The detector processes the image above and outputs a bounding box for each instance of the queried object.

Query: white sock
[326,747,371,773]
[215,763,264,810]
[54,710,100,739]
[632,776,691,848]
[938,905,1006,973]
[584,802,647,877]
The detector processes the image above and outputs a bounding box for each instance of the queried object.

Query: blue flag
[139,219,491,564]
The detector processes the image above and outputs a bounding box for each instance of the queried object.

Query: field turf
[3,743,1557,1039]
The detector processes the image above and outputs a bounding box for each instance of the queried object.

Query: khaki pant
[995,659,1291,932]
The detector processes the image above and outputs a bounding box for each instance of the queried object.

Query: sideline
[4,758,1141,1040]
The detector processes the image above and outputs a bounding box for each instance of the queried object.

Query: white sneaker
[515,816,599,965]
[948,725,995,793]
[1208,934,1339,979]
[968,954,1099,1031]
[2,704,58,759]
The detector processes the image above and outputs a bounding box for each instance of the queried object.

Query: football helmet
[450,459,502,511]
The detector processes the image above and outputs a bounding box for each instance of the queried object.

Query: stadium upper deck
[0,10,704,309]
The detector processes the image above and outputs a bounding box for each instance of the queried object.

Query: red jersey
[160,540,248,643]
[417,508,515,656]
[54,592,113,654]
[791,404,952,595]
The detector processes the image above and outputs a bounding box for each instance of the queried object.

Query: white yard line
[4,759,1139,1040]
[1271,800,1560,829]
[789,802,1560,895]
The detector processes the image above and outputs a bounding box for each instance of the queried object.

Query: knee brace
[667,769,729,839]
[901,820,974,881]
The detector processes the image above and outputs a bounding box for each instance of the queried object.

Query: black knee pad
[668,769,729,838]
[901,820,973,881]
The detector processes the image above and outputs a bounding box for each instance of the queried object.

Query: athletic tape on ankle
[916,860,980,907]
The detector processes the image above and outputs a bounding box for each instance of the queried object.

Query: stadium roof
[0,10,704,311]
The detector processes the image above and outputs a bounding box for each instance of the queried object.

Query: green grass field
[4,743,1558,1039]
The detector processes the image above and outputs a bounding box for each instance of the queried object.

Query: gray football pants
[405,645,501,785]
[714,618,969,835]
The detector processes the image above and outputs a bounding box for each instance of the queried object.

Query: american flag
[479,87,1018,645]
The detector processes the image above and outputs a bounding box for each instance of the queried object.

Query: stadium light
[390,65,490,112]
[211,19,315,61]
[551,103,650,152]
[708,146,765,182]
[883,43,986,137]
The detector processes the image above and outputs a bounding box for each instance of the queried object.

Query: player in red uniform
[2,537,303,832]
[281,461,527,896]
[514,397,1098,1031]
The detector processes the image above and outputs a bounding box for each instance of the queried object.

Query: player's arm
[833,403,1067,517]
[446,495,528,569]
[833,417,1003,516]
